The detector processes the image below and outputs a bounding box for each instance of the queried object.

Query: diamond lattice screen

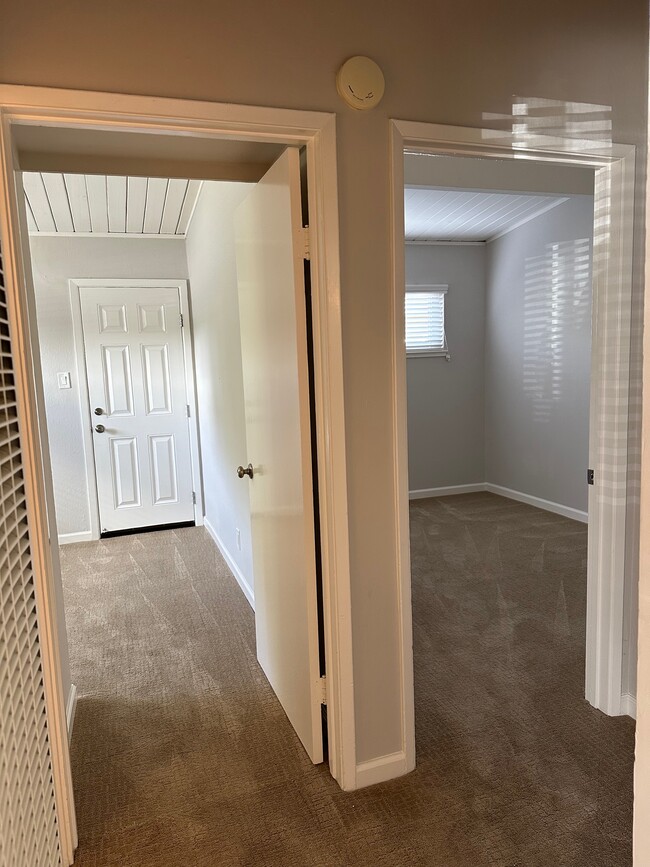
[0,247,61,867]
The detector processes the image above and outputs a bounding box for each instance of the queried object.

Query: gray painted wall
[406,245,486,491]
[484,196,594,513]
[184,181,255,600]
[30,235,189,537]
[407,195,594,517]
[4,0,646,769]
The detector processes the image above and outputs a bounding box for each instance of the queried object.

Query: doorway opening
[21,152,332,857]
[0,90,356,865]
[403,149,634,842]
[389,120,637,860]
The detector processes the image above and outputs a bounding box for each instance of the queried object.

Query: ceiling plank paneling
[404,188,569,242]
[22,172,204,237]
[63,174,91,232]
[85,175,109,232]
[126,177,147,233]
[176,181,202,234]
[23,173,56,232]
[143,178,168,234]
[25,201,38,233]
[107,176,127,232]
[160,179,189,234]
[41,173,74,232]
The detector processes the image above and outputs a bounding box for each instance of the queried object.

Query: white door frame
[390,120,637,767]
[67,278,204,543]
[0,85,357,863]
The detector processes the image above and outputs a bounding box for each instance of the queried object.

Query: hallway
[61,494,635,866]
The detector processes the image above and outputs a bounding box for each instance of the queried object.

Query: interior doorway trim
[0,85,357,863]
[67,278,204,542]
[390,119,636,767]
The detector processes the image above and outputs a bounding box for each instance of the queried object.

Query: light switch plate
[57,372,71,389]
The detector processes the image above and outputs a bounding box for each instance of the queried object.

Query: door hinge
[180,313,184,328]
[186,404,191,418]
[587,468,595,486]
[192,491,196,505]
[302,225,311,261]
[319,675,327,705]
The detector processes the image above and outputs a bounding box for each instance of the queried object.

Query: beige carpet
[60,493,635,866]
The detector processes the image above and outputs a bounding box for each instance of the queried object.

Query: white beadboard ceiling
[23,173,202,236]
[404,187,568,242]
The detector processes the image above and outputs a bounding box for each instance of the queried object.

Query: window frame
[404,283,449,358]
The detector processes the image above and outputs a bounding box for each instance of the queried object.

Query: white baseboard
[58,531,95,545]
[409,482,588,523]
[621,692,637,719]
[66,684,78,742]
[355,750,411,789]
[203,517,255,610]
[484,483,588,523]
[409,483,485,500]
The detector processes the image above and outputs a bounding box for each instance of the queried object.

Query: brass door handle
[237,464,254,479]
[94,424,106,433]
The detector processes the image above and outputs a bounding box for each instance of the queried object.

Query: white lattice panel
[0,248,61,866]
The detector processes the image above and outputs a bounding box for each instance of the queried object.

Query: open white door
[235,147,323,764]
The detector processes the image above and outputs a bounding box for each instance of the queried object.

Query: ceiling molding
[485,197,569,242]
[28,232,187,240]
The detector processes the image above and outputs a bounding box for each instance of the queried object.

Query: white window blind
[405,284,448,356]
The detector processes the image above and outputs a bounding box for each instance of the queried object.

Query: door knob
[94,407,104,416]
[237,463,254,479]
[94,424,106,433]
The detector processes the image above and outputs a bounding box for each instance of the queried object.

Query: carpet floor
[60,492,635,866]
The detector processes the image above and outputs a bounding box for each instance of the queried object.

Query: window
[405,284,448,357]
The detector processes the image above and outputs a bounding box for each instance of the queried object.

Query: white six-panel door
[80,286,194,533]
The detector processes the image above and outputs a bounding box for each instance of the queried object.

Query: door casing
[68,278,204,542]
[0,85,357,865]
[389,119,637,775]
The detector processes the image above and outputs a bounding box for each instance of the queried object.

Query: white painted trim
[66,684,77,742]
[409,483,486,500]
[409,482,589,521]
[203,516,255,610]
[68,283,101,542]
[484,483,588,523]
[0,85,355,803]
[58,531,94,545]
[30,231,187,240]
[621,692,637,720]
[390,119,636,769]
[178,282,204,526]
[355,750,409,789]
[405,239,486,246]
[0,119,78,863]
[388,121,416,780]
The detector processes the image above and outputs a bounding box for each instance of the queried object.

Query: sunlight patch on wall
[523,238,591,423]
[484,96,613,152]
